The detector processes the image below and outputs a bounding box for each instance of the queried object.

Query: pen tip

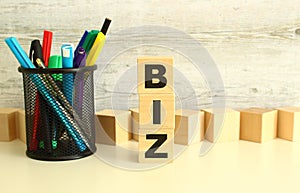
[100,18,111,35]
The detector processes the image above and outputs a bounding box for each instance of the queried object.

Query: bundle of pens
[5,18,111,161]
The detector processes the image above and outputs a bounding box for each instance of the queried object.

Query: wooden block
[139,93,175,129]
[139,128,174,163]
[0,108,18,141]
[175,109,204,145]
[130,108,139,141]
[16,110,26,143]
[277,107,300,141]
[137,56,174,94]
[95,109,131,145]
[240,108,277,143]
[203,108,240,143]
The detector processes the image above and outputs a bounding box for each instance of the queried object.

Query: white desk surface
[0,139,299,193]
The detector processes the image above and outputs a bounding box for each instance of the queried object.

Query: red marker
[30,95,40,150]
[29,39,44,151]
[42,30,53,67]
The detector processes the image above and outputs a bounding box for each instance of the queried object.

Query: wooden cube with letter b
[137,56,174,163]
[137,56,173,94]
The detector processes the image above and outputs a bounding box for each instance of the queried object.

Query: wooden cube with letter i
[137,56,174,163]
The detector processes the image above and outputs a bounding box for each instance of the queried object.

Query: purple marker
[73,47,86,68]
[73,47,86,117]
[74,30,88,58]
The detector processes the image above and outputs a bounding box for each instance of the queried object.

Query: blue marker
[61,43,74,105]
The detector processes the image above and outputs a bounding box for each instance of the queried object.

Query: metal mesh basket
[18,65,97,161]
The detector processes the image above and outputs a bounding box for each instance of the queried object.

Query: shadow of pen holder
[19,66,97,161]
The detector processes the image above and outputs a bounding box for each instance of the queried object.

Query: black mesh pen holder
[18,65,97,161]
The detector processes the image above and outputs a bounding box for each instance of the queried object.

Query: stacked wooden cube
[137,57,174,163]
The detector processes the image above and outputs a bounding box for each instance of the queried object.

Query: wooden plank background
[1,0,300,110]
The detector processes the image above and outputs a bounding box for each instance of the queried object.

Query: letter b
[145,64,167,88]
[137,56,173,93]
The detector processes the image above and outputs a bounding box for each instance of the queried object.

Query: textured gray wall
[1,0,300,111]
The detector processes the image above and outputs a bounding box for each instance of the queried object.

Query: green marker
[48,55,62,150]
[49,55,62,81]
[39,141,44,149]
[82,30,99,54]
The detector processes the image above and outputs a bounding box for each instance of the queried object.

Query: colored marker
[74,30,88,57]
[61,43,74,105]
[49,55,63,81]
[48,55,63,150]
[86,18,111,66]
[73,47,86,68]
[82,30,99,54]
[5,37,89,152]
[29,39,44,151]
[42,30,53,67]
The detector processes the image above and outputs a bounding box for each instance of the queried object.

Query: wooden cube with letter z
[137,56,173,94]
[139,128,174,163]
